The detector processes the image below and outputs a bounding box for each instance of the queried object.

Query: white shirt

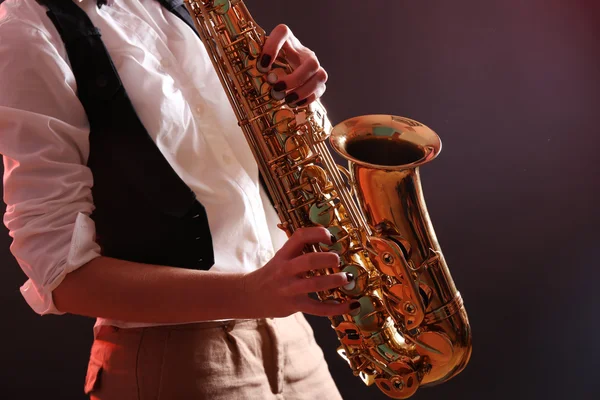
[0,0,288,328]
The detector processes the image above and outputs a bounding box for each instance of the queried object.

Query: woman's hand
[243,227,356,318]
[258,24,328,107]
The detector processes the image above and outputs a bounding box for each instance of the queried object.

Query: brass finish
[183,2,471,398]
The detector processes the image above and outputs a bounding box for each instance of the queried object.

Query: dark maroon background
[1,0,599,399]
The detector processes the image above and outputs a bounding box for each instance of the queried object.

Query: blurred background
[1,0,599,399]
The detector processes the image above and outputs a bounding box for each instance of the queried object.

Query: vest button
[96,75,108,88]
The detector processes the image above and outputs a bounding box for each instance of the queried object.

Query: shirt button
[194,104,203,116]
[222,154,233,164]
[160,58,171,69]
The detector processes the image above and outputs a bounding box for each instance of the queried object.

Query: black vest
[37,0,215,270]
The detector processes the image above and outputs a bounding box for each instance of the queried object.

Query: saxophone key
[271,109,296,134]
[384,283,425,330]
[208,0,231,15]
[319,225,349,254]
[284,136,310,161]
[299,165,329,193]
[246,36,261,58]
[340,263,369,296]
[308,201,334,226]
[349,295,384,334]
[270,87,286,101]
[334,321,363,346]
[374,362,420,400]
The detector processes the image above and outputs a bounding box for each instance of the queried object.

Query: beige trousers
[84,313,342,400]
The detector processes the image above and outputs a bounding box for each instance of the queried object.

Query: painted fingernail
[260,54,271,68]
[345,272,354,282]
[330,234,337,244]
[273,81,287,92]
[285,92,299,104]
[296,99,308,107]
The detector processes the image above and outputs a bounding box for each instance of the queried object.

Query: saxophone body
[184,1,472,398]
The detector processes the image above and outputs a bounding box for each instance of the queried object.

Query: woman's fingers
[284,71,327,106]
[287,272,350,295]
[296,297,353,317]
[272,56,321,92]
[258,24,291,72]
[258,24,328,105]
[275,227,333,260]
[286,252,339,276]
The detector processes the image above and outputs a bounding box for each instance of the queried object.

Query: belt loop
[223,320,236,333]
[223,320,236,343]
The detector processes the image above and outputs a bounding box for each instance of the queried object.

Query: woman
[0,0,357,398]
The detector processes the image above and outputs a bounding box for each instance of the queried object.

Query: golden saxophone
[184,1,472,398]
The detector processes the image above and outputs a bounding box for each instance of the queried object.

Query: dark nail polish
[330,234,337,244]
[273,81,287,92]
[345,272,354,282]
[285,92,299,104]
[296,99,308,107]
[260,54,271,68]
[350,301,360,310]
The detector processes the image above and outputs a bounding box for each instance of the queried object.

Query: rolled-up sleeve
[0,18,101,314]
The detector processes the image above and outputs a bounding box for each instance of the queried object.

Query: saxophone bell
[331,115,472,394]
[330,114,442,170]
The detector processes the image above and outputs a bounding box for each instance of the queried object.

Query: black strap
[37,0,199,217]
[36,0,102,41]
[35,0,215,269]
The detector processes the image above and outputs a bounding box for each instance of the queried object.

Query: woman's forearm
[52,256,250,323]
[52,228,354,323]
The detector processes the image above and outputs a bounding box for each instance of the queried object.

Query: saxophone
[184,1,472,398]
